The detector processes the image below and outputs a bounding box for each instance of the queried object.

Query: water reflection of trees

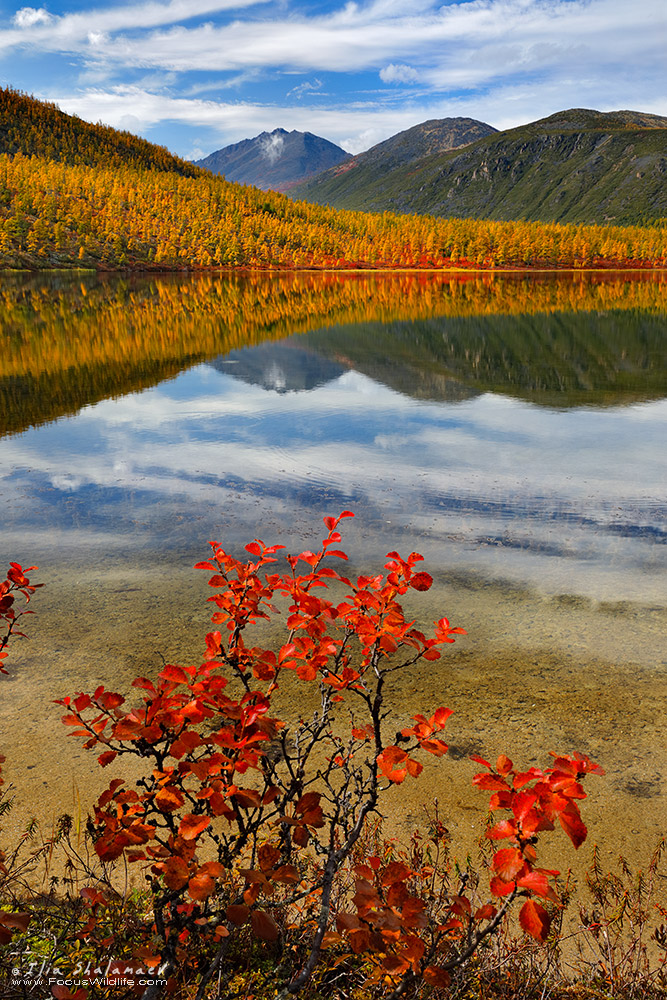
[1,271,665,435]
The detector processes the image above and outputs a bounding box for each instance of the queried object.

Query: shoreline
[1,551,665,876]
[2,264,667,276]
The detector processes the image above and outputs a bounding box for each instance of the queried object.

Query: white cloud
[5,0,666,154]
[187,142,207,159]
[50,85,438,152]
[5,0,665,82]
[62,0,664,81]
[2,373,664,607]
[87,30,108,47]
[287,78,323,99]
[380,63,420,84]
[4,0,269,49]
[258,130,284,162]
[50,79,667,157]
[13,6,52,28]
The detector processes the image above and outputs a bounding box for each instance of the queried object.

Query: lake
[0,270,665,867]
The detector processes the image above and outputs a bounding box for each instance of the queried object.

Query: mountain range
[0,88,664,272]
[291,109,667,225]
[194,128,349,191]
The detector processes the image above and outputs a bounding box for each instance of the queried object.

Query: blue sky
[1,0,665,158]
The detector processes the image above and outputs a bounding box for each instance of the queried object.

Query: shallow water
[0,270,665,871]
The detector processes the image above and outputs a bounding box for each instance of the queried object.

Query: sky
[0,0,666,159]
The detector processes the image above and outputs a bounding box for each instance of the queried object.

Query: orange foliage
[0,140,665,271]
[56,513,602,995]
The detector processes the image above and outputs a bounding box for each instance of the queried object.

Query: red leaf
[422,966,451,988]
[272,864,300,885]
[156,786,185,812]
[232,788,262,809]
[97,690,125,710]
[199,861,226,878]
[512,791,537,822]
[258,844,281,871]
[250,909,280,941]
[0,911,30,931]
[377,746,409,783]
[487,819,517,840]
[410,571,433,591]
[380,862,413,885]
[432,706,453,728]
[170,730,203,758]
[382,955,410,975]
[559,804,588,848]
[470,753,492,768]
[496,755,513,775]
[178,814,210,840]
[160,664,190,685]
[188,873,216,901]
[293,825,310,846]
[74,693,91,712]
[422,648,441,661]
[336,912,361,932]
[226,904,250,925]
[492,848,525,880]
[517,870,560,902]
[473,773,509,791]
[519,899,551,941]
[132,677,156,692]
[490,876,516,897]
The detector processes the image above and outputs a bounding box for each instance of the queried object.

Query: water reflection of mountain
[215,336,480,402]
[300,311,666,408]
[0,272,665,437]
[216,308,666,408]
[209,343,346,394]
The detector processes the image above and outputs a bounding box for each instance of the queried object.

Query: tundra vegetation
[1,515,667,999]
[0,90,666,273]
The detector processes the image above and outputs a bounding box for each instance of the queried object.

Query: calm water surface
[0,271,665,861]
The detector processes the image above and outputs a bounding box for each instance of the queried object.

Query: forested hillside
[0,90,665,271]
[293,108,667,226]
[194,118,495,192]
[0,87,200,176]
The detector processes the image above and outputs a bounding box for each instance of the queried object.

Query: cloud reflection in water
[1,359,664,608]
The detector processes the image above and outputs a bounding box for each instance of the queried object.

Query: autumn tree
[58,512,602,999]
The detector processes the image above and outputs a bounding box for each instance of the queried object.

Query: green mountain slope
[321,116,496,176]
[292,109,667,226]
[292,117,495,205]
[0,87,201,176]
